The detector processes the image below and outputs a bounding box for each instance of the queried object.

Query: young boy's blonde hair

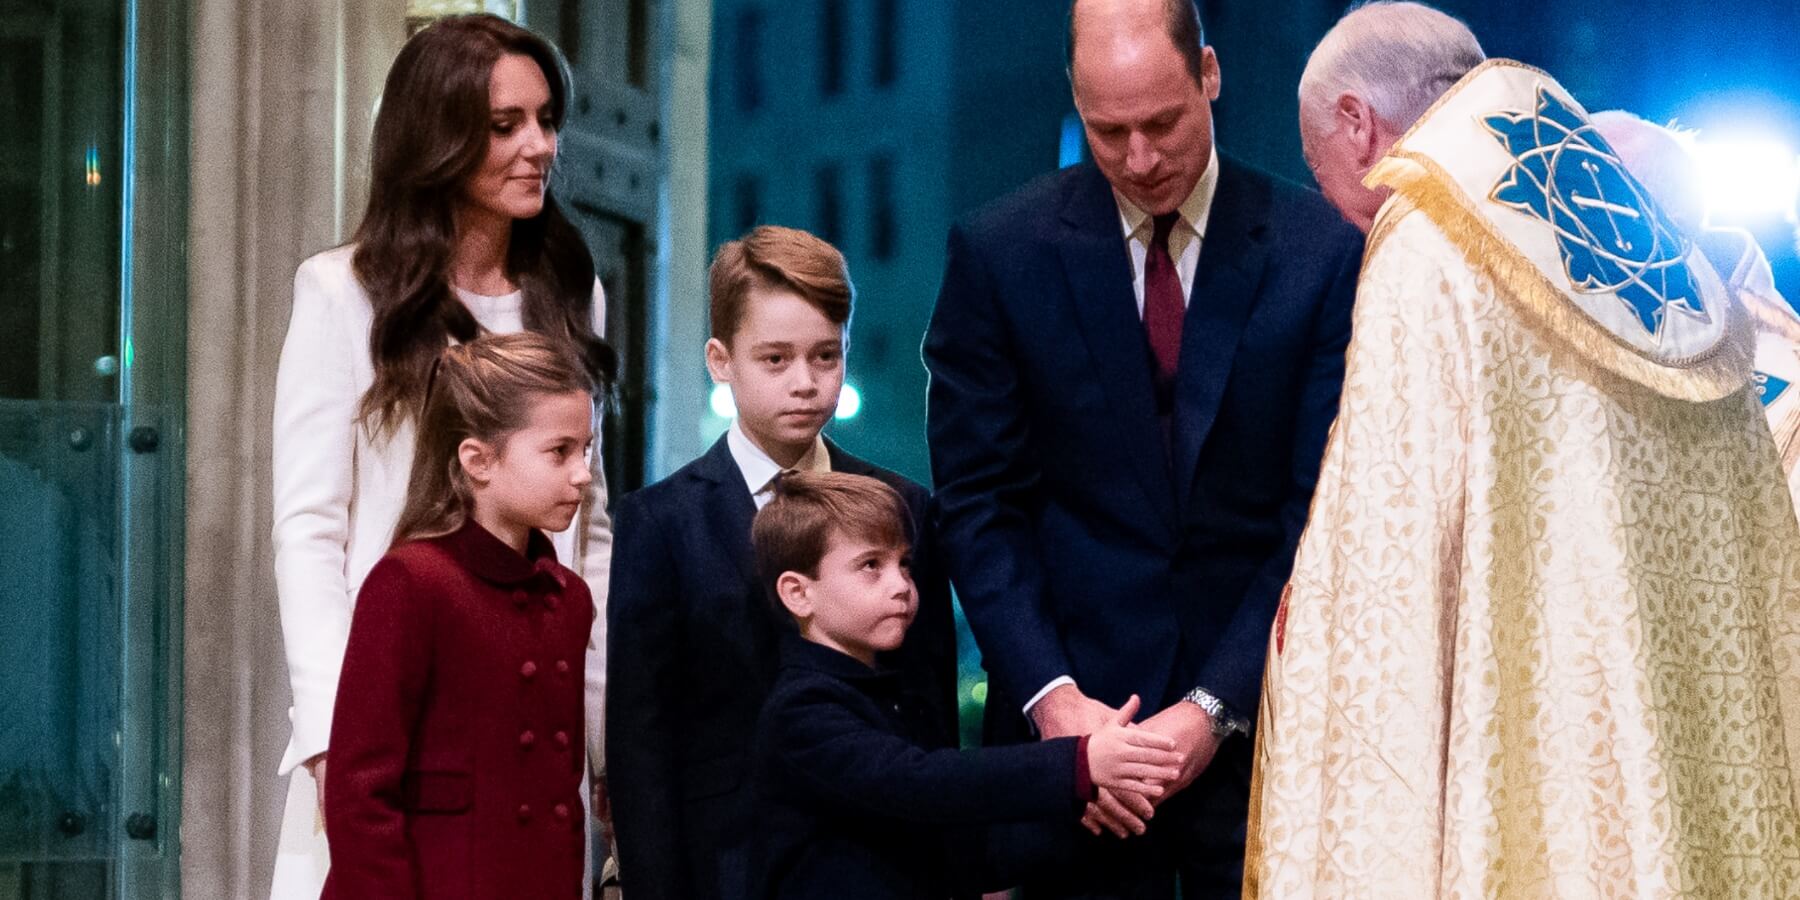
[751,472,912,607]
[708,225,854,344]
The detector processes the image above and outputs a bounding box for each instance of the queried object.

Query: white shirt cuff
[1021,675,1076,716]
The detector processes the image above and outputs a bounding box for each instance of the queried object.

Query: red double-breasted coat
[322,519,592,900]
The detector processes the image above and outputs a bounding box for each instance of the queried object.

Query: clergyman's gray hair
[1299,2,1485,136]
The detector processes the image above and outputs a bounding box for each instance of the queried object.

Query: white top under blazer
[271,244,613,777]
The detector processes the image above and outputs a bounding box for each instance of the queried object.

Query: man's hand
[1032,684,1145,838]
[1081,702,1224,836]
[1139,702,1221,800]
[1029,684,1120,739]
[1075,696,1177,839]
[1081,786,1157,838]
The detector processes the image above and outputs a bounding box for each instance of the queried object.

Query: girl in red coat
[323,331,601,900]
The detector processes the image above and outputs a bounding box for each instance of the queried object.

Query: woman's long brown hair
[352,14,616,436]
[392,332,595,546]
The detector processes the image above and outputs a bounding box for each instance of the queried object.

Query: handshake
[1035,686,1218,838]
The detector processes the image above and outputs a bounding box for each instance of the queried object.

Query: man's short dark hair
[752,472,914,612]
[1067,0,1207,89]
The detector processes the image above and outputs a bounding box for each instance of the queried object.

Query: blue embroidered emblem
[1757,371,1793,406]
[1484,87,1705,340]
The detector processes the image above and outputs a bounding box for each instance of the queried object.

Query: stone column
[180,1,402,897]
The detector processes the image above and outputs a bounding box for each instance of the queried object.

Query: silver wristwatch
[1181,686,1249,738]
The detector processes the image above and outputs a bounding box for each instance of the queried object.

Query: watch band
[1181,686,1249,737]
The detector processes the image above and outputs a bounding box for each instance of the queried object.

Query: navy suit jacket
[924,157,1360,729]
[605,435,959,900]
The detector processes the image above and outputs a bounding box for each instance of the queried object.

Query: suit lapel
[693,435,759,584]
[824,439,877,478]
[1057,166,1179,532]
[1172,159,1270,504]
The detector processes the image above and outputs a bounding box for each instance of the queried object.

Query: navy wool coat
[749,635,1088,900]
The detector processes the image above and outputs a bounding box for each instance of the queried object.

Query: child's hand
[1085,695,1183,798]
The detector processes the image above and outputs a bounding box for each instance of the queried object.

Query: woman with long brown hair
[269,15,615,898]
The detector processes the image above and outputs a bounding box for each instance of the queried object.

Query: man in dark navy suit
[923,1,1362,896]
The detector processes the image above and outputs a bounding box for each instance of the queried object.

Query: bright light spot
[1059,113,1086,169]
[971,681,988,704]
[709,383,735,419]
[835,383,862,420]
[1693,136,1800,225]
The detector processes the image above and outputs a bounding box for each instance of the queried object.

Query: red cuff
[1074,735,1095,800]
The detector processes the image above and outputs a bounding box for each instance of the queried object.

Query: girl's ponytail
[391,332,594,546]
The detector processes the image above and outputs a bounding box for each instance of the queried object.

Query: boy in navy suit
[605,226,960,900]
[747,472,1182,900]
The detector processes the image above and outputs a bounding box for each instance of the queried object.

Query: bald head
[1068,0,1207,89]
[1067,0,1220,216]
[1299,1,1484,231]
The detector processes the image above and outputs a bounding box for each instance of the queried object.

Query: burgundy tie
[1144,212,1185,395]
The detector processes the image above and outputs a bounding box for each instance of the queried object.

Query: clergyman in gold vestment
[1246,4,1800,898]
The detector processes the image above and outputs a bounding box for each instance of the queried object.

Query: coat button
[520,661,538,680]
[512,589,528,608]
[554,730,570,749]
[519,730,537,749]
[553,803,570,821]
[516,804,533,822]
[554,660,571,677]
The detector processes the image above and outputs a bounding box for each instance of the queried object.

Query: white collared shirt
[726,418,832,509]
[1114,149,1221,318]
[1021,152,1222,720]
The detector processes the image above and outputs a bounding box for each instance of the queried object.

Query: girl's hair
[391,331,595,546]
[352,13,616,436]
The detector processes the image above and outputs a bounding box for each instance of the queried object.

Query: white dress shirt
[726,417,831,509]
[1117,149,1221,318]
[1021,152,1221,719]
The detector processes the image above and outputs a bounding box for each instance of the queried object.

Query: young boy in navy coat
[746,472,1183,900]
[605,226,961,900]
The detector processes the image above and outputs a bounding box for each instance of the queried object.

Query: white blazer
[271,244,613,775]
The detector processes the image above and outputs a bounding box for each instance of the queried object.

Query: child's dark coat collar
[778,631,901,689]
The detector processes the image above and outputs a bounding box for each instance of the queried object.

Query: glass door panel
[0,0,183,895]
